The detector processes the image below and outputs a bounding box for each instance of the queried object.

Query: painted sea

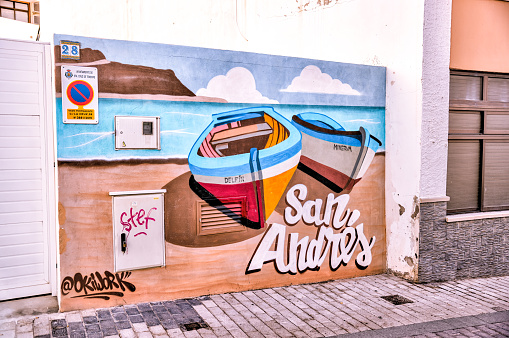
[56,98,385,161]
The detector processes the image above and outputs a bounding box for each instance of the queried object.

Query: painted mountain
[54,46,195,97]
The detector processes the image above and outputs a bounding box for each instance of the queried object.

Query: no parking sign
[61,66,99,124]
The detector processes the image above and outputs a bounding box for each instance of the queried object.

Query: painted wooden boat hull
[188,107,301,228]
[292,113,381,193]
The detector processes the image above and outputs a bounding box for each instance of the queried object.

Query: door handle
[121,233,127,253]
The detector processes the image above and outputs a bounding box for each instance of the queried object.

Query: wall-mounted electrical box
[115,116,160,150]
[110,190,166,272]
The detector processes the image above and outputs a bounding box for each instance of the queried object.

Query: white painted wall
[421,0,452,200]
[40,0,433,279]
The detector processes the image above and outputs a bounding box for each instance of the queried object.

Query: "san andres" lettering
[246,184,375,274]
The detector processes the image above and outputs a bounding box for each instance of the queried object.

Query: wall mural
[54,34,386,310]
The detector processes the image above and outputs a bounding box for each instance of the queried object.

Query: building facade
[419,0,509,282]
[0,0,507,311]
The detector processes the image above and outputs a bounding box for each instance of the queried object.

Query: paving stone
[115,320,132,330]
[83,315,98,324]
[85,323,101,332]
[51,327,68,337]
[138,303,152,311]
[102,326,119,336]
[141,310,157,317]
[186,298,203,306]
[210,326,232,337]
[157,311,173,320]
[144,316,161,326]
[97,309,113,320]
[132,322,149,332]
[80,309,96,317]
[65,311,82,323]
[51,318,67,329]
[153,305,167,312]
[68,321,85,332]
[111,306,126,313]
[168,304,184,315]
[124,306,140,315]
[196,328,217,338]
[69,331,86,338]
[201,300,217,308]
[149,324,167,335]
[128,314,145,323]
[100,319,117,328]
[118,328,137,338]
[33,321,51,337]
[87,332,105,338]
[182,329,201,338]
[160,319,179,330]
[166,327,186,337]
[49,312,66,320]
[113,312,128,322]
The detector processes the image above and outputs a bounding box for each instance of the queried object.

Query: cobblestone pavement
[1,274,509,337]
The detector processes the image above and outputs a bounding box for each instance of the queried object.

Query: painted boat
[291,112,382,193]
[188,107,302,229]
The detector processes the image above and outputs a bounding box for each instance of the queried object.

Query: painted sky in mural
[54,34,385,161]
[55,34,385,107]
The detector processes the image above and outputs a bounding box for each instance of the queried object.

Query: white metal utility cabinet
[109,190,166,272]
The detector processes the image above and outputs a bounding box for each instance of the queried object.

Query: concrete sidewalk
[1,274,509,337]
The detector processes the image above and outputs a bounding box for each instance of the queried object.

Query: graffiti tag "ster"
[120,207,157,237]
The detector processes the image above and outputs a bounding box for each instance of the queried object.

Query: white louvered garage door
[0,38,55,300]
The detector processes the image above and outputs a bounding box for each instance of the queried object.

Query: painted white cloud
[197,67,278,104]
[281,65,361,96]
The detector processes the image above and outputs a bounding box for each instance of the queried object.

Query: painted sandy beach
[57,154,385,311]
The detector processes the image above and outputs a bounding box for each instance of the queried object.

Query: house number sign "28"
[60,40,80,60]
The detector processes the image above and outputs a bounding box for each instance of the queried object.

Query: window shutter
[485,113,509,135]
[488,78,509,102]
[483,141,509,211]
[447,141,481,212]
[449,111,482,134]
[450,75,483,101]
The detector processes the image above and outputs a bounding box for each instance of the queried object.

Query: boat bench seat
[210,123,273,145]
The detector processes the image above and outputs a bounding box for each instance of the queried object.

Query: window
[447,71,509,214]
[0,1,30,23]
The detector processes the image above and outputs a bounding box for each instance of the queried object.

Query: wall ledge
[446,210,509,223]
[109,189,167,196]
[420,196,450,203]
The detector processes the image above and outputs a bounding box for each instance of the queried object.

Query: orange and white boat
[188,107,302,229]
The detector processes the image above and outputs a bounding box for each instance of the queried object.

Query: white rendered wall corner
[420,0,452,201]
